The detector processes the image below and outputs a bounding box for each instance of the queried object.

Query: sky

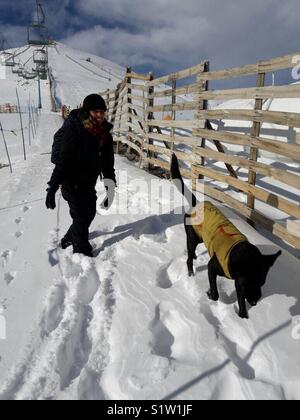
[0,0,300,83]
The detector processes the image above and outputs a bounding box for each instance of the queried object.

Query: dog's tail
[170,153,198,208]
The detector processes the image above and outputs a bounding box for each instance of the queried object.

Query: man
[46,94,116,257]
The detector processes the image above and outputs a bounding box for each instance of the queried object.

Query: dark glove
[46,186,57,210]
[100,186,115,210]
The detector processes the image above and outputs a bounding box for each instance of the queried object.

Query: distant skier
[46,94,116,257]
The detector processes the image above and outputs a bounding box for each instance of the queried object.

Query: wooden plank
[194,147,300,190]
[201,184,300,249]
[196,109,300,128]
[126,130,144,145]
[146,156,192,178]
[107,107,128,121]
[127,93,149,104]
[146,122,300,160]
[147,62,206,87]
[194,83,300,101]
[193,165,300,219]
[130,112,146,127]
[247,72,266,212]
[146,130,300,162]
[126,121,146,137]
[145,141,300,190]
[119,138,143,156]
[287,220,300,239]
[296,133,300,145]
[126,72,152,81]
[149,82,203,99]
[211,142,238,179]
[148,132,200,147]
[127,103,145,113]
[148,102,201,113]
[196,52,300,81]
[126,83,149,92]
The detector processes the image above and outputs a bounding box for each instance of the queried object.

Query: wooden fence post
[147,72,154,170]
[16,88,26,161]
[105,89,110,114]
[171,78,177,151]
[126,67,133,158]
[192,60,209,191]
[113,83,121,154]
[0,121,13,173]
[247,71,266,221]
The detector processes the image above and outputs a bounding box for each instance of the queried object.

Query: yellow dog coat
[190,201,248,279]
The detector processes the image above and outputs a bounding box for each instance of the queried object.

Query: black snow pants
[61,186,97,254]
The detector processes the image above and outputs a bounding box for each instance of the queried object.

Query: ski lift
[28,26,50,46]
[17,65,24,75]
[27,1,50,46]
[27,73,38,80]
[35,63,47,79]
[39,71,47,80]
[23,69,38,80]
[33,49,48,64]
[1,52,15,67]
[12,64,20,74]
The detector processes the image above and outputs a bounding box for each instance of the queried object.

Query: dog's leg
[207,255,221,301]
[235,279,248,319]
[185,222,201,277]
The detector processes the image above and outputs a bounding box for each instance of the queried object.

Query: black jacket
[49,109,116,191]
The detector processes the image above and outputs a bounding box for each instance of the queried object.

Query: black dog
[170,154,281,319]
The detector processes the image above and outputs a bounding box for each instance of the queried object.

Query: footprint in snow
[156,264,173,289]
[1,250,12,267]
[15,217,23,225]
[149,304,174,359]
[15,231,23,239]
[4,272,16,285]
[21,206,31,213]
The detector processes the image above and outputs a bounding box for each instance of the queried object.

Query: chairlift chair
[28,26,50,46]
[39,70,47,80]
[24,69,38,79]
[17,65,24,75]
[33,48,48,64]
[1,52,15,67]
[27,2,50,46]
[12,63,21,74]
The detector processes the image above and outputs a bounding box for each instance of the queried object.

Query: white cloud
[2,0,300,80]
[60,0,300,78]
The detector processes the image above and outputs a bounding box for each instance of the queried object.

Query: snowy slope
[1,44,300,400]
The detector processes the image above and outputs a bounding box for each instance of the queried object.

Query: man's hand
[46,186,57,210]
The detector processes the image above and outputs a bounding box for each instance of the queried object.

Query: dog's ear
[264,250,282,268]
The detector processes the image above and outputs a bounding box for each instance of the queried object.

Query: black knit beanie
[83,94,107,112]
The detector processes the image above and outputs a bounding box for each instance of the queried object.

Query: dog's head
[241,250,282,306]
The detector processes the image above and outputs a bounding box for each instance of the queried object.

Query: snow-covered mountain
[1,43,300,400]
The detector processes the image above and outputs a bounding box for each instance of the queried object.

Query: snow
[1,43,300,400]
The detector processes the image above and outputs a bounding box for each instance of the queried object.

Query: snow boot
[73,241,94,257]
[61,236,73,249]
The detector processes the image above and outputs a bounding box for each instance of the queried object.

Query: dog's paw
[188,270,195,277]
[238,310,249,320]
[207,290,219,301]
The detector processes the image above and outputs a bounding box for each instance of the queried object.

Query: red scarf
[82,115,110,147]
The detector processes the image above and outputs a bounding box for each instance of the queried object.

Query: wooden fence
[99,53,300,251]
